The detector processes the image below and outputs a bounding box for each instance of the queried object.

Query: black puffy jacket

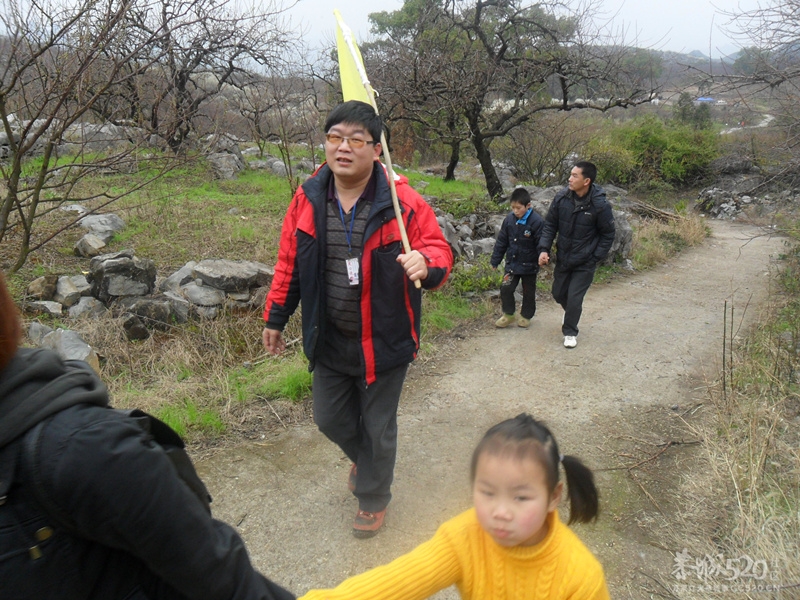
[0,348,294,600]
[538,184,616,270]
[490,209,544,275]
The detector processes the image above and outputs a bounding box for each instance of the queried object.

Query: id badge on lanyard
[339,199,360,286]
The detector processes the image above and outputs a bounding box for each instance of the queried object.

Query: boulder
[122,313,150,341]
[159,262,198,293]
[208,152,244,180]
[54,276,82,308]
[28,322,54,345]
[69,297,108,318]
[27,275,58,301]
[79,213,126,243]
[87,250,156,302]
[192,259,273,292]
[116,296,173,330]
[40,328,101,372]
[74,233,107,257]
[180,281,226,308]
[25,301,62,316]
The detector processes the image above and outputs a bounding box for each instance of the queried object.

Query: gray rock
[437,216,460,256]
[74,233,107,257]
[26,301,63,316]
[269,161,288,177]
[69,297,108,318]
[28,322,54,344]
[457,224,473,241]
[192,259,274,292]
[208,152,245,180]
[68,275,92,296]
[604,210,633,265]
[40,328,100,372]
[474,238,496,255]
[194,305,220,319]
[54,276,81,307]
[79,214,126,243]
[122,313,150,341]
[27,275,58,301]
[181,282,225,307]
[60,204,88,216]
[116,297,173,330]
[163,291,190,323]
[159,262,198,293]
[226,291,251,302]
[88,250,156,302]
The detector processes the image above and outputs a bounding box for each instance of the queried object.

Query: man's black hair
[574,161,597,186]
[509,188,532,206]
[324,100,383,145]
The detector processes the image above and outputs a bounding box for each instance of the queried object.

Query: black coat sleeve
[41,407,295,600]
[538,194,562,254]
[491,215,512,268]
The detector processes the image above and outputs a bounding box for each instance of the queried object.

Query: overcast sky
[285,0,762,57]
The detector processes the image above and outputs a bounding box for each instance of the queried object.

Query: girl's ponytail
[561,454,599,524]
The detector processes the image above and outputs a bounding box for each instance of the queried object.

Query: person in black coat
[0,273,295,600]
[538,161,615,348]
[491,188,544,329]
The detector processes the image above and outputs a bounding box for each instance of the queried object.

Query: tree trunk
[471,129,503,199]
[445,140,460,181]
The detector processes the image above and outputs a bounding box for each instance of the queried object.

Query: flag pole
[334,10,421,289]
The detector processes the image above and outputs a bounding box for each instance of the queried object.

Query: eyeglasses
[325,133,377,149]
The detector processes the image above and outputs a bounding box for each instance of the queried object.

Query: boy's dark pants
[313,328,408,513]
[500,273,537,319]
[551,263,596,337]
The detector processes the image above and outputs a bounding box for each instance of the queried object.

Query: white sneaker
[564,336,577,348]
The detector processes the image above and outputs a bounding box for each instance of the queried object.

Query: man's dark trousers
[552,262,596,337]
[312,327,407,513]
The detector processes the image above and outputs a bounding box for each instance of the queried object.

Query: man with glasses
[263,100,452,537]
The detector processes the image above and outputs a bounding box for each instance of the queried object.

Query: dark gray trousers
[313,331,408,512]
[500,273,538,319]
[551,262,596,337]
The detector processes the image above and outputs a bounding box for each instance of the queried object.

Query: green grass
[155,399,226,438]
[400,170,493,217]
[228,354,312,403]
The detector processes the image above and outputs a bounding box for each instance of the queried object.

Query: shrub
[586,115,719,187]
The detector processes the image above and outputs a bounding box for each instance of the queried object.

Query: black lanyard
[337,199,357,256]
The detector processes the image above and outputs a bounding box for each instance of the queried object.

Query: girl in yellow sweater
[300,413,610,600]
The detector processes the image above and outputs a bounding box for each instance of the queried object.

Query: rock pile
[25,252,274,344]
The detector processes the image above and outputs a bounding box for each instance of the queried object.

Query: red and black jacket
[264,161,452,384]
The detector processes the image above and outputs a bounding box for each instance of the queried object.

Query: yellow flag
[334,9,373,105]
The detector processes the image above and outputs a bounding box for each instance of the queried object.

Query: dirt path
[196,220,785,599]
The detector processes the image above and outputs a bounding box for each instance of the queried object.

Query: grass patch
[667,235,800,596]
[632,215,708,269]
[156,399,226,438]
[229,353,312,403]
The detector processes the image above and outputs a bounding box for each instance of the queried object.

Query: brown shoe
[353,508,386,538]
[348,464,357,493]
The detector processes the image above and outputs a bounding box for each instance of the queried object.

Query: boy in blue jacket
[490,188,544,328]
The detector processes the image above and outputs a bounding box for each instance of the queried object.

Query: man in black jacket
[538,161,615,348]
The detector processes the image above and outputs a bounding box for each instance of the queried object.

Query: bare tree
[86,0,292,153]
[233,52,321,191]
[712,1,800,183]
[0,0,171,273]
[0,0,296,273]
[367,0,660,199]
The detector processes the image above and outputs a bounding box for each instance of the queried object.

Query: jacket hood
[0,347,108,447]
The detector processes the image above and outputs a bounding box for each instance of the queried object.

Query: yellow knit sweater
[299,509,610,600]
